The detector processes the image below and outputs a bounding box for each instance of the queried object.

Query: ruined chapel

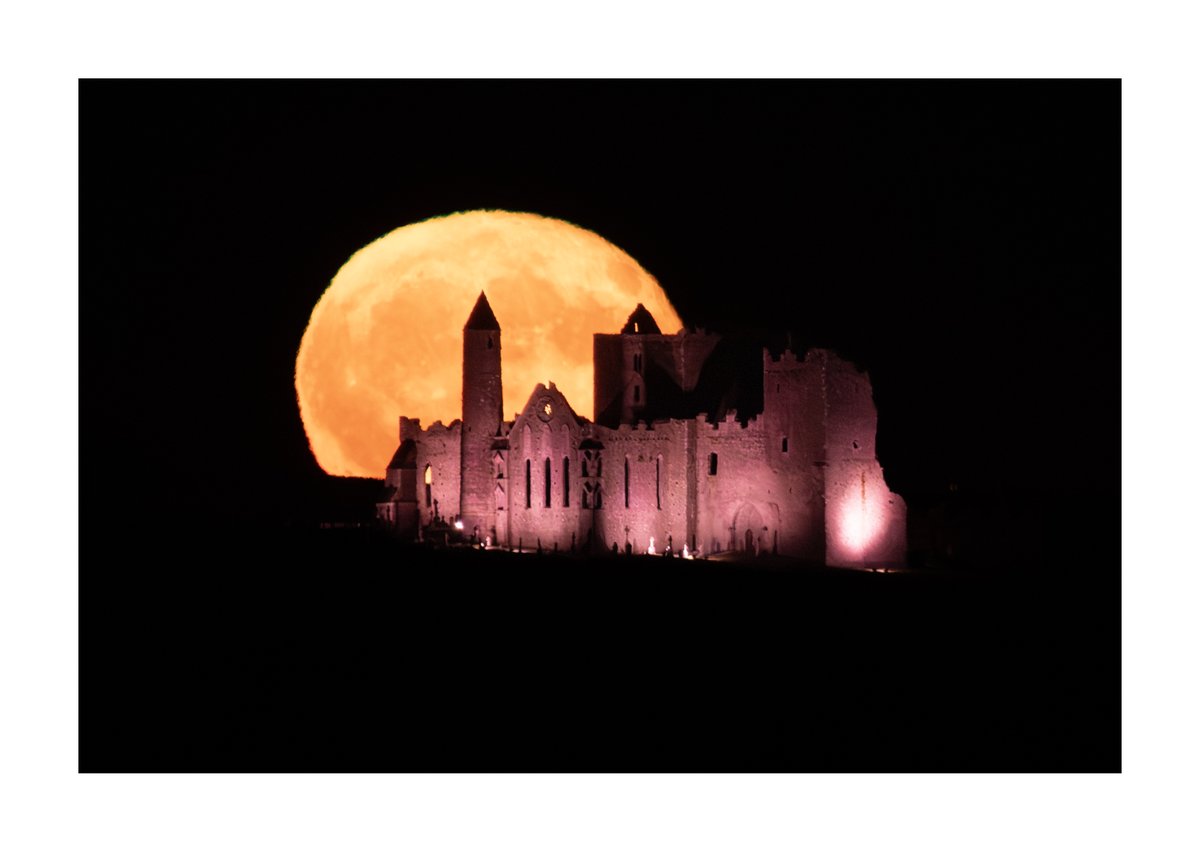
[377,293,907,568]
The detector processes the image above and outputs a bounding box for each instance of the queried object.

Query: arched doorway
[732,503,765,554]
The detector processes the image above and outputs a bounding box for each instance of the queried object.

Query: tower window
[424,464,433,507]
[525,459,531,508]
[544,457,552,508]
[781,437,788,453]
[624,457,630,508]
[709,453,718,476]
[563,457,570,507]
[655,456,661,510]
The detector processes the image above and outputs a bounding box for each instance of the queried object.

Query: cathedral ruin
[376,293,907,568]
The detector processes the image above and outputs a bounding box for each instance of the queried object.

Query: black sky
[81,80,1119,531]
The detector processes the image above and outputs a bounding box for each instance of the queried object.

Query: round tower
[460,291,503,539]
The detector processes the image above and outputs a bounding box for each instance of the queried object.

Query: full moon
[296,210,683,478]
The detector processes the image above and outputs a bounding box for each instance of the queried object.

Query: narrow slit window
[525,459,531,508]
[655,456,661,510]
[633,385,640,403]
[624,457,630,508]
[544,457,551,508]
[563,457,570,507]
[709,452,718,476]
[781,437,788,453]
[424,464,433,507]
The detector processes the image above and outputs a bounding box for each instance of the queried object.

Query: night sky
[81,80,1119,539]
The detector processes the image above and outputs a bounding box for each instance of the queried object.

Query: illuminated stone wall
[820,354,908,568]
[504,383,586,552]
[594,420,688,554]
[400,417,462,529]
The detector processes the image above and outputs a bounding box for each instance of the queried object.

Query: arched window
[563,457,570,507]
[624,457,630,508]
[424,464,433,507]
[525,459,531,508]
[544,457,551,508]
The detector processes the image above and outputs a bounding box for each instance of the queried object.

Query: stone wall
[504,384,585,553]
[411,420,462,528]
[594,421,687,554]
[820,352,907,568]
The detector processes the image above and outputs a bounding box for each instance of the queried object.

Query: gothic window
[709,453,718,476]
[563,457,570,507]
[544,457,551,508]
[525,459,531,508]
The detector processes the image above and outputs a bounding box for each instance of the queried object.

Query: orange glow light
[295,210,682,477]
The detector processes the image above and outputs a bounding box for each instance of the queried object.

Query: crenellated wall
[594,420,687,554]
[818,352,907,568]
[409,419,462,529]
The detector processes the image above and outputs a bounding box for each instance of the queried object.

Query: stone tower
[592,303,660,428]
[459,291,503,540]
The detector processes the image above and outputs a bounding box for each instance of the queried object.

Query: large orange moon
[296,210,683,478]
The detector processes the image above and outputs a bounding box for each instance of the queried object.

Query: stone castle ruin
[377,293,906,568]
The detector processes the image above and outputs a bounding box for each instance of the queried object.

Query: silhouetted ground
[81,512,1119,772]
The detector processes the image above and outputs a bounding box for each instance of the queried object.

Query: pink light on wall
[835,471,887,559]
